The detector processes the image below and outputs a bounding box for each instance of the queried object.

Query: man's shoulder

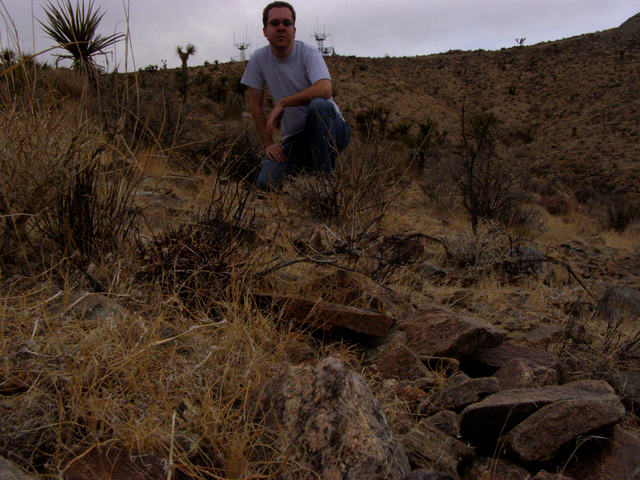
[250,45,271,62]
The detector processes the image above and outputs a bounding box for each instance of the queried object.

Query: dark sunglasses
[269,19,293,27]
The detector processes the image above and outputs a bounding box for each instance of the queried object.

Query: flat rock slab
[426,376,499,413]
[401,419,474,477]
[505,398,625,463]
[474,341,560,372]
[460,379,618,448]
[261,357,411,480]
[256,293,394,337]
[399,307,505,360]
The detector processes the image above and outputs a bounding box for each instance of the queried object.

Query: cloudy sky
[1,0,638,70]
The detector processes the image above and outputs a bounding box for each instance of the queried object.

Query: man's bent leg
[256,133,308,190]
[305,98,350,172]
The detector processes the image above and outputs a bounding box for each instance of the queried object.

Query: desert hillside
[1,11,640,480]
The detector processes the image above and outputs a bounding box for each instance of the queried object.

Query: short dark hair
[262,2,296,27]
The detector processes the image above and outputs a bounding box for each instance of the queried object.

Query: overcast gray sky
[1,0,638,70]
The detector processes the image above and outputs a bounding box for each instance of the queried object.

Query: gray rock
[401,419,474,478]
[460,380,619,448]
[260,357,411,480]
[494,358,558,390]
[400,307,505,360]
[0,456,35,480]
[505,398,625,463]
[596,285,640,322]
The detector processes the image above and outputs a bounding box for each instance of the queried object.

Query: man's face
[263,6,295,54]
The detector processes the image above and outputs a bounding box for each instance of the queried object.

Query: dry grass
[2,16,640,479]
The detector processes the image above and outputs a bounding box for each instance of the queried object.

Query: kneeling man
[241,1,350,190]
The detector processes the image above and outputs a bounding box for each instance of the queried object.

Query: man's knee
[308,98,333,117]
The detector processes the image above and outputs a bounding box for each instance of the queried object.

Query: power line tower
[233,32,251,61]
[313,19,334,56]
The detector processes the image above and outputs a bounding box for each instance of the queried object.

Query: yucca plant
[40,0,123,74]
[176,43,196,99]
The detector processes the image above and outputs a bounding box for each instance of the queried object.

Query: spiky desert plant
[39,0,123,75]
[176,43,196,100]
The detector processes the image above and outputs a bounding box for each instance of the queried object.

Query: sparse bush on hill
[602,193,640,232]
[458,105,530,231]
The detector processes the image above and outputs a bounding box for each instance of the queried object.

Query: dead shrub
[136,174,255,309]
[34,157,141,261]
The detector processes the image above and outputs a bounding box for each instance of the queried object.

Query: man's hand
[265,142,286,163]
[266,100,285,136]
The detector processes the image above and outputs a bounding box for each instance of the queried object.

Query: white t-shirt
[241,41,340,138]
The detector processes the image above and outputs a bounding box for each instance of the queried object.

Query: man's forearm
[277,79,332,108]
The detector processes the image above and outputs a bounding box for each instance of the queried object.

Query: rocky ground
[1,10,640,480]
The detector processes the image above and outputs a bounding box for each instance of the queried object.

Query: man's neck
[270,42,294,59]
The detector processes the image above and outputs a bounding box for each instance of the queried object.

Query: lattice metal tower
[313,20,335,56]
[233,33,251,61]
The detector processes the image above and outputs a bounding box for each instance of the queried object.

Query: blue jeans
[257,98,350,190]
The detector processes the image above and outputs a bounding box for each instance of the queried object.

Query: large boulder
[259,357,411,480]
[399,307,505,360]
[460,380,621,448]
[504,398,625,463]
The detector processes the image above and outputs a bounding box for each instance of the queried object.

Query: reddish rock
[260,357,411,480]
[425,376,500,413]
[424,410,460,438]
[532,471,573,480]
[494,358,558,390]
[505,398,625,463]
[474,341,560,372]
[373,342,434,381]
[401,419,474,478]
[257,293,394,337]
[460,380,618,448]
[400,307,505,360]
[464,456,531,480]
[566,426,640,480]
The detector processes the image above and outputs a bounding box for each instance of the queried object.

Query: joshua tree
[176,43,196,100]
[40,0,123,75]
